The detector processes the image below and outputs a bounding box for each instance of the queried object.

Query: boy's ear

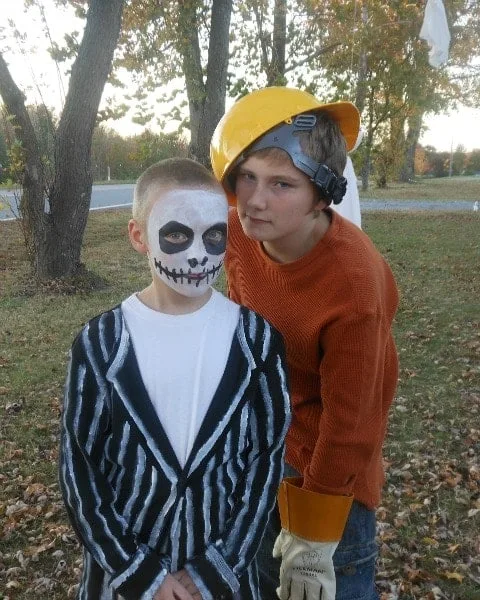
[128,219,149,255]
[318,198,330,210]
[313,197,329,213]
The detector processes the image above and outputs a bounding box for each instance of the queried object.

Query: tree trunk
[375,114,405,187]
[0,0,125,280]
[179,0,232,166]
[354,2,369,113]
[252,0,287,87]
[178,1,204,163]
[268,0,287,86]
[361,131,373,191]
[198,0,233,165]
[361,85,375,191]
[399,111,423,182]
[43,0,124,279]
[0,53,45,266]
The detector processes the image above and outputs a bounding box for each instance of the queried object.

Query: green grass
[359,175,480,201]
[1,208,479,599]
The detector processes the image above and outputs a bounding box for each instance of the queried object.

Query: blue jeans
[257,465,379,600]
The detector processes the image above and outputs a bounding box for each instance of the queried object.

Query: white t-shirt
[121,289,240,467]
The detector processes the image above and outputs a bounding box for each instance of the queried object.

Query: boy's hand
[153,573,196,600]
[172,569,202,599]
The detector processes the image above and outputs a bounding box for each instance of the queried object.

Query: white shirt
[121,289,240,467]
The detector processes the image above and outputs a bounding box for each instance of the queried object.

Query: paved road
[360,199,475,212]
[0,184,135,221]
[0,183,476,221]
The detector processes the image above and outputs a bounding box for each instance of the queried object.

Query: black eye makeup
[203,223,227,255]
[158,221,194,254]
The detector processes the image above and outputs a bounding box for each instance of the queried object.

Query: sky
[1,2,479,153]
[421,107,480,152]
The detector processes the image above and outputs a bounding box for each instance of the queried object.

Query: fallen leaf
[422,537,440,547]
[443,571,464,583]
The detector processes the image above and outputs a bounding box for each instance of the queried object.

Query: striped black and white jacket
[59,305,290,600]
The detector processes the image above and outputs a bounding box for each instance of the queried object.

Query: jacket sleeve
[304,309,398,499]
[184,319,291,599]
[59,318,170,600]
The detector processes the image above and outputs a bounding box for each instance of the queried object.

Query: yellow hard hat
[210,86,360,185]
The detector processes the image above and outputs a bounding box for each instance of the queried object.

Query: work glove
[273,529,338,600]
[274,477,353,600]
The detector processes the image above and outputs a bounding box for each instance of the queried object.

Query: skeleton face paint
[147,188,227,297]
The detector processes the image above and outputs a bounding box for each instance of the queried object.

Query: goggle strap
[231,114,348,204]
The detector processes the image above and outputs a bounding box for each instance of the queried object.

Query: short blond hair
[133,158,222,223]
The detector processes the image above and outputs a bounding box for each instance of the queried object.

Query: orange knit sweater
[226,208,399,509]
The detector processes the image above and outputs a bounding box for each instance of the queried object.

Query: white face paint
[147,188,227,297]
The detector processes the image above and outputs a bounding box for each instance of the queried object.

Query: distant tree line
[0,104,188,185]
[417,145,480,178]
[90,127,187,182]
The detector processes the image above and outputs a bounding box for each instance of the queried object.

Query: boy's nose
[188,257,208,268]
[246,184,268,211]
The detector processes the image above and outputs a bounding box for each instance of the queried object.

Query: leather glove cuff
[278,477,353,542]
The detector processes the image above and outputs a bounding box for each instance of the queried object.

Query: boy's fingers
[172,584,195,600]
[172,569,201,597]
[155,574,195,600]
[172,569,188,583]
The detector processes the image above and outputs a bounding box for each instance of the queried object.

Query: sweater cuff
[278,477,353,542]
[110,544,170,600]
[184,543,239,600]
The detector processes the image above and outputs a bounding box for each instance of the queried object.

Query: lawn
[359,175,480,201]
[0,208,479,599]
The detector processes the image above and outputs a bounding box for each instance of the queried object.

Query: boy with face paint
[59,158,291,600]
[211,88,399,600]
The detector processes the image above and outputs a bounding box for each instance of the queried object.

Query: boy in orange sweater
[210,88,399,600]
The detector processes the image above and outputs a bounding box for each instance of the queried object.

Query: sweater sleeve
[303,309,398,498]
[184,321,291,599]
[59,320,170,600]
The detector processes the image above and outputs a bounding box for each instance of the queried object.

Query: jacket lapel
[106,320,183,478]
[185,312,258,477]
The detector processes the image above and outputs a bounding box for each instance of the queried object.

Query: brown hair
[238,110,347,205]
[298,111,347,177]
[254,112,347,175]
[133,158,222,222]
